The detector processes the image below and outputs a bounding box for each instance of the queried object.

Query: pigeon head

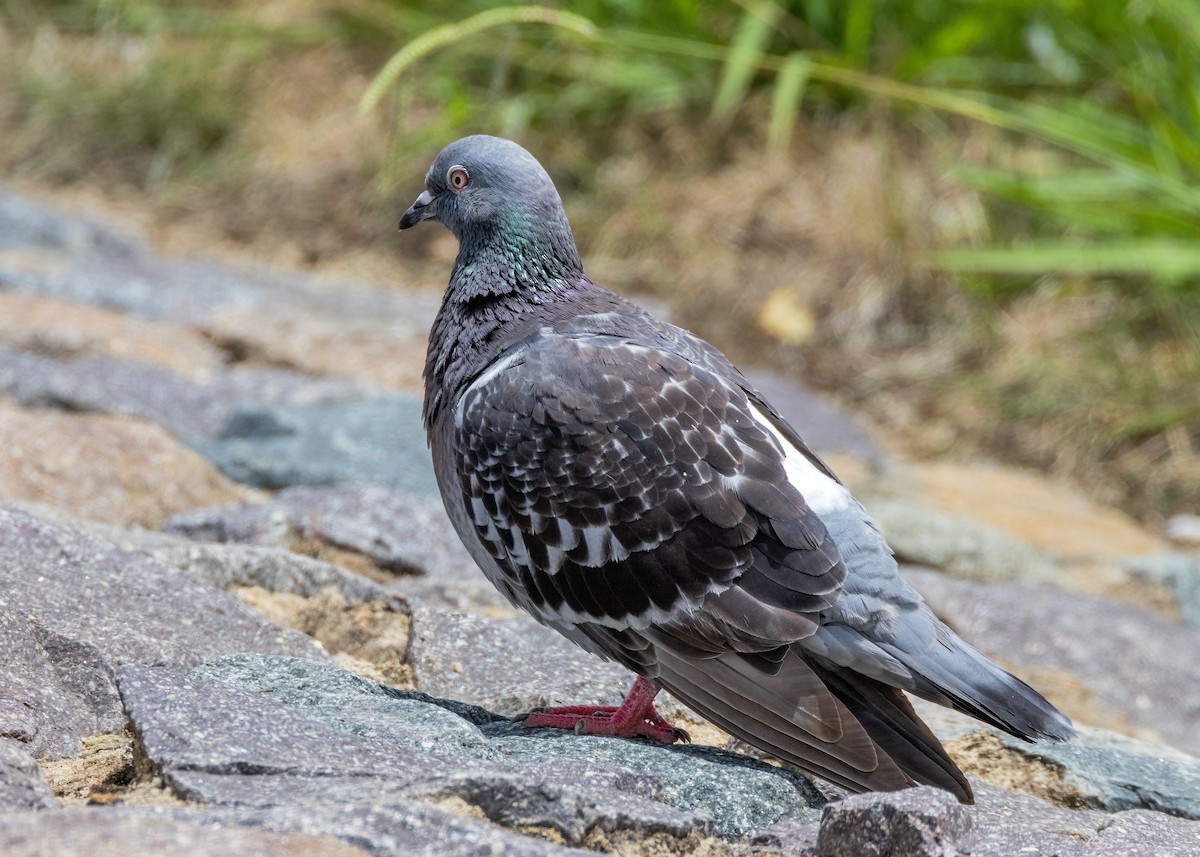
[399,135,583,283]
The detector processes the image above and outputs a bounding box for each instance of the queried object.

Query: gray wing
[454,332,845,637]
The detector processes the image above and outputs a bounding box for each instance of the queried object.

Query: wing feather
[454,333,844,631]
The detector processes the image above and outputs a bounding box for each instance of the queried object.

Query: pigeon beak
[398,189,437,230]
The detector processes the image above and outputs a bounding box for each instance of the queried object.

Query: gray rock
[0,344,371,442]
[266,485,466,576]
[0,807,372,856]
[1086,807,1200,856]
[408,603,631,714]
[116,663,436,782]
[153,802,585,857]
[909,694,1200,826]
[0,190,138,258]
[165,485,478,583]
[967,782,1200,857]
[904,567,1200,756]
[194,397,438,494]
[410,769,709,849]
[964,783,1104,857]
[165,769,703,854]
[0,505,326,758]
[1121,552,1200,627]
[187,654,824,841]
[761,781,1200,857]
[162,541,398,603]
[988,726,1200,819]
[0,190,439,336]
[2,250,257,326]
[484,730,820,841]
[872,501,1059,584]
[815,787,972,857]
[192,654,503,755]
[0,740,57,810]
[1165,514,1200,547]
[751,818,820,855]
[0,610,110,759]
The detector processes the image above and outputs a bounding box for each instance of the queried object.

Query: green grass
[359,1,1200,286]
[13,53,248,186]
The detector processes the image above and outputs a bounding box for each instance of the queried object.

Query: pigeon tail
[886,634,1077,744]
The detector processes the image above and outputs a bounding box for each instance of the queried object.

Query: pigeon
[400,135,1074,802]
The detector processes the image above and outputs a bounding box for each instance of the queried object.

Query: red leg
[518,676,690,744]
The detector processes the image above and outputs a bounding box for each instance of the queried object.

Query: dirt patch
[657,696,733,751]
[289,535,400,585]
[40,733,182,807]
[946,730,1088,809]
[910,461,1167,559]
[424,794,489,821]
[234,586,414,689]
[583,829,731,857]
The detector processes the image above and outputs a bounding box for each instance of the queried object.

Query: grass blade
[711,0,782,126]
[768,52,811,152]
[358,6,598,114]
[843,0,874,68]
[919,240,1200,281]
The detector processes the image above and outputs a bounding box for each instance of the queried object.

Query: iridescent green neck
[450,209,583,302]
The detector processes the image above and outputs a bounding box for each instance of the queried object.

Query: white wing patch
[748,402,854,517]
[455,351,524,430]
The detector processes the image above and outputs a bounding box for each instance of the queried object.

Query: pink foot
[518,676,690,744]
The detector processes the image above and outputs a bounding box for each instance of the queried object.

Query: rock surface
[0,505,326,759]
[0,741,57,811]
[1,187,1199,855]
[164,483,471,579]
[194,397,439,493]
[0,401,251,527]
[814,786,973,856]
[0,342,371,442]
[0,809,372,857]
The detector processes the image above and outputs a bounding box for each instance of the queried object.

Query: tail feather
[809,659,974,802]
[883,635,1076,743]
[654,648,973,800]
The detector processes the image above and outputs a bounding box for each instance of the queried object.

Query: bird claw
[515,678,686,745]
[519,707,687,745]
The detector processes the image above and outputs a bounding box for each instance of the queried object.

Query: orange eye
[447,166,470,191]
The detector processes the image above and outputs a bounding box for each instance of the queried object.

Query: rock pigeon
[401,135,1074,802]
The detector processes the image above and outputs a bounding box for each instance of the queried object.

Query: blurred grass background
[0,0,1196,521]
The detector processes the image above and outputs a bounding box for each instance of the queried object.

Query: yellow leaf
[757,287,816,345]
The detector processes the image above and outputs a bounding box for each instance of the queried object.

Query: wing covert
[455,333,846,638]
